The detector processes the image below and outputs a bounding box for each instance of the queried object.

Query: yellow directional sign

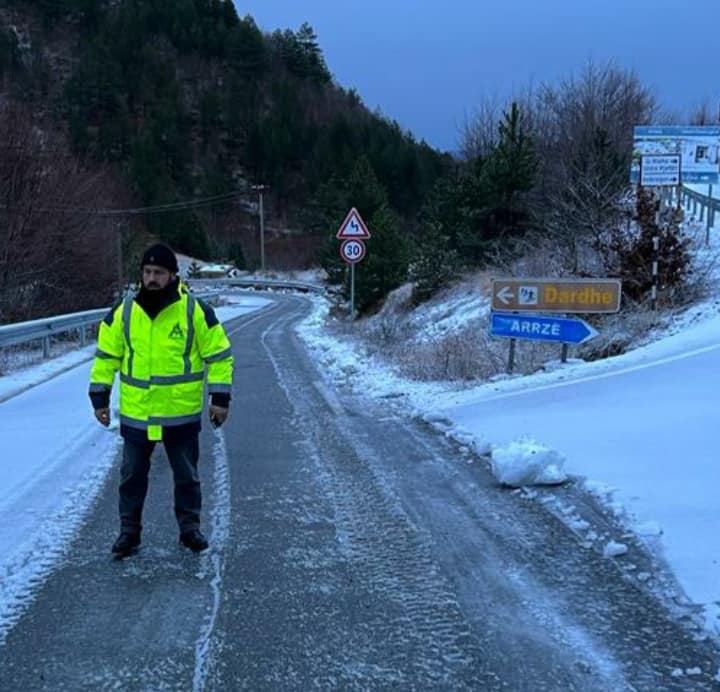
[492,278,622,314]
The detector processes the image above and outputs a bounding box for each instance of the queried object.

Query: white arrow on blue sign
[491,313,598,344]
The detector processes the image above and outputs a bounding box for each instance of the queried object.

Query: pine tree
[317,157,409,311]
[354,203,409,311]
[483,102,537,230]
[296,22,330,84]
[460,102,538,264]
[598,187,691,304]
[409,229,460,305]
[225,15,266,77]
[409,176,465,302]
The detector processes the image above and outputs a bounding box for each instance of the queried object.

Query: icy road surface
[0,294,718,690]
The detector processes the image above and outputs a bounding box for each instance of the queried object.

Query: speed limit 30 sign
[340,239,366,264]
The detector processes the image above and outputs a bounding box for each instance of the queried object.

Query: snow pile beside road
[490,438,567,487]
[603,540,629,558]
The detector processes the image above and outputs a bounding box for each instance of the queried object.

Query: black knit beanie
[141,243,178,273]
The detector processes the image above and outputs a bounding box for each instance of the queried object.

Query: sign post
[337,208,371,320]
[351,263,355,319]
[490,277,620,372]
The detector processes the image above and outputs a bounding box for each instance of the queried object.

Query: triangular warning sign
[336,207,371,239]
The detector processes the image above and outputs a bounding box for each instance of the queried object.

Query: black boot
[112,532,141,557]
[179,528,208,553]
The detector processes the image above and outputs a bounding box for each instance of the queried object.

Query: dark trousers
[119,434,201,535]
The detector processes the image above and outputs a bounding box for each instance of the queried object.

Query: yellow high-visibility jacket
[89,286,233,441]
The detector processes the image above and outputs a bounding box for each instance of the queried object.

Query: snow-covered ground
[2,246,720,647]
[296,269,720,638]
[0,294,271,644]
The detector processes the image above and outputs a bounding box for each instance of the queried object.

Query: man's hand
[94,408,111,427]
[209,405,229,428]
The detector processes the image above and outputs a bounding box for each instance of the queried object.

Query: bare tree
[529,61,657,272]
[0,103,124,322]
[459,60,657,275]
[459,94,503,161]
[688,99,718,125]
[532,59,656,183]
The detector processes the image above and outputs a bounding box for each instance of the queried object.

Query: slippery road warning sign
[336,208,371,240]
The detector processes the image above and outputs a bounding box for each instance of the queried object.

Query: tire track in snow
[258,304,503,688]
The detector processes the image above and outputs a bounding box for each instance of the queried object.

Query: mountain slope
[0,0,450,266]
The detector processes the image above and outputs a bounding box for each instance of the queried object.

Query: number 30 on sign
[340,239,366,264]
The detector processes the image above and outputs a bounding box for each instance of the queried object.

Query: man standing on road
[89,243,233,557]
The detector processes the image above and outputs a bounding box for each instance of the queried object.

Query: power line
[0,189,250,217]
[79,190,247,217]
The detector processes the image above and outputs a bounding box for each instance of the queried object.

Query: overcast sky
[234,0,720,152]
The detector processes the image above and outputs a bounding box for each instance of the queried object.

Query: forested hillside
[0,1,691,326]
[0,0,449,321]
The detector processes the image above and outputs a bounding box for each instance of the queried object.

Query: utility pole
[251,184,268,272]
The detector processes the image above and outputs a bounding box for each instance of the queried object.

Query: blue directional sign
[490,313,598,344]
[631,126,720,184]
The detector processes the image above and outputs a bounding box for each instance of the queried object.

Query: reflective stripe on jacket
[89,288,233,441]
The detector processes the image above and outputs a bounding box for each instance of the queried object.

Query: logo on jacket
[168,323,185,340]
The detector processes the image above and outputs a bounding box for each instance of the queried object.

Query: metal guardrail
[0,308,107,354]
[682,186,720,229]
[188,277,325,294]
[0,278,325,357]
[0,289,223,356]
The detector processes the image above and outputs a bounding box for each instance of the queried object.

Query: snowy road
[0,294,718,690]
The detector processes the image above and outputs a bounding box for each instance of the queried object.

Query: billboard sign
[631,126,720,184]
